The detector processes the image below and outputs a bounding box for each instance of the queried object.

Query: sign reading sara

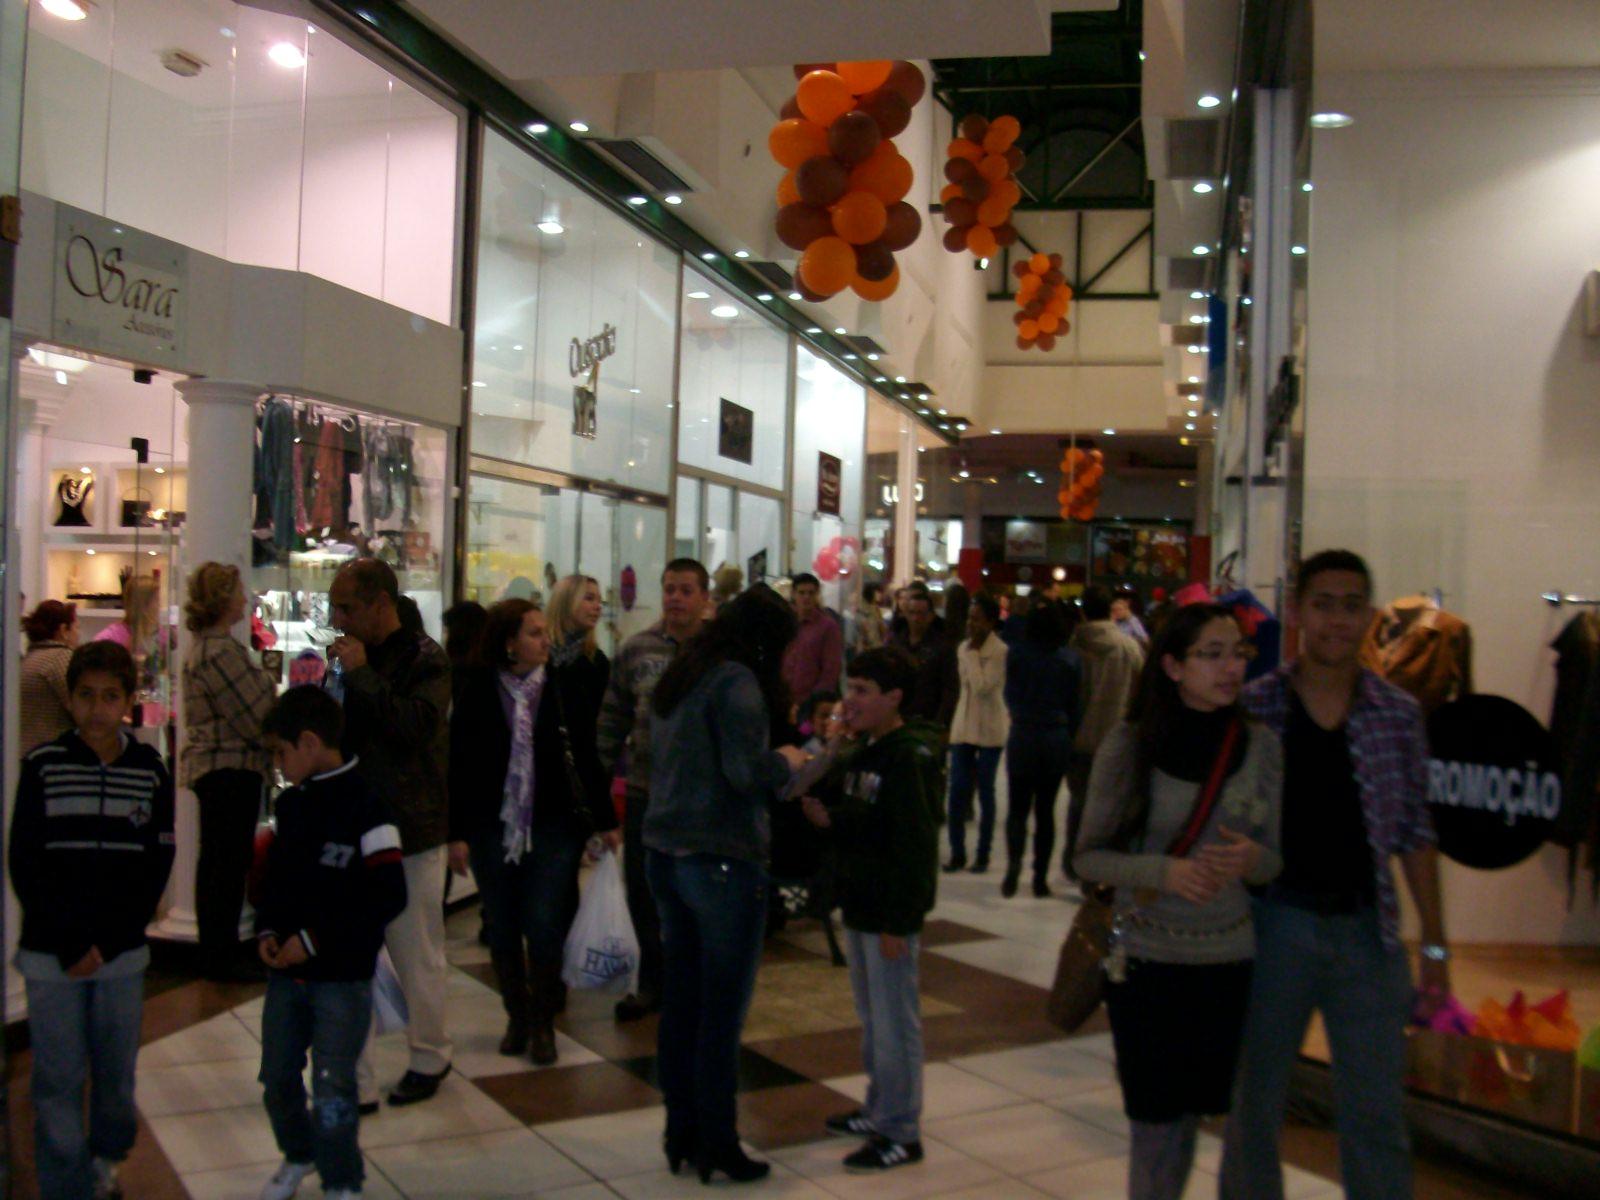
[570,323,617,441]
[52,205,187,363]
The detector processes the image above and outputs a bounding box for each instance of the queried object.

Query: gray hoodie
[1068,620,1145,756]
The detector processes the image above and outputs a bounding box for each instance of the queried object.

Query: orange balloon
[1038,312,1060,334]
[768,118,830,169]
[983,114,1022,153]
[1017,276,1041,301]
[1029,252,1050,274]
[978,154,1010,182]
[799,236,856,295]
[831,190,888,245]
[995,179,1022,207]
[939,182,963,204]
[850,143,912,203]
[777,171,801,207]
[1046,294,1069,317]
[1060,283,1074,302]
[977,194,1012,227]
[947,138,984,163]
[796,70,856,127]
[1019,318,1039,340]
[966,224,998,256]
[836,60,893,95]
[851,263,899,301]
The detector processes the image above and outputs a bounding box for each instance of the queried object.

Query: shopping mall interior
[2,0,1599,1196]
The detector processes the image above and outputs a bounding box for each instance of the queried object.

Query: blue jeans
[260,974,372,1192]
[845,927,924,1144]
[25,970,145,1200]
[1220,900,1413,1200]
[1007,728,1073,878]
[646,850,767,1152]
[947,745,1002,863]
[471,824,587,1020]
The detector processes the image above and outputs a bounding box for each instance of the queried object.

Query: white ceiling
[1315,0,1600,75]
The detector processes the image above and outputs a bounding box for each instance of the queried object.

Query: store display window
[791,346,865,612]
[251,395,450,688]
[471,127,676,493]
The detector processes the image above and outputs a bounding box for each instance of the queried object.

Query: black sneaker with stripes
[843,1134,924,1172]
[823,1109,875,1138]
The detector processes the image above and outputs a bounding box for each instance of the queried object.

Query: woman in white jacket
[944,592,1009,872]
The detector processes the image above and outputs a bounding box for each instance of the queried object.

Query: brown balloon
[1015,334,1033,350]
[1024,298,1044,317]
[943,157,978,184]
[960,175,990,203]
[793,62,833,79]
[1011,259,1030,279]
[943,197,977,227]
[828,110,882,165]
[780,95,802,121]
[1011,309,1027,326]
[884,60,926,107]
[880,201,921,251]
[795,155,849,206]
[795,278,833,302]
[1044,269,1065,286]
[774,203,835,252]
[1049,252,1064,269]
[857,87,912,139]
[993,223,1019,247]
[1005,145,1026,171]
[855,240,895,282]
[959,114,989,143]
[1037,333,1056,352]
[942,224,971,253]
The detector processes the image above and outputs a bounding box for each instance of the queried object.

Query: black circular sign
[1425,695,1562,870]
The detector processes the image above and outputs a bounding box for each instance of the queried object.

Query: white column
[152,379,262,940]
[894,415,917,584]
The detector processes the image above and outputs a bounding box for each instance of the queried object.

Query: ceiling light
[663,194,683,205]
[844,353,858,360]
[1192,181,1213,194]
[512,343,523,351]
[267,41,306,69]
[757,292,773,301]
[1242,296,1252,305]
[1198,94,1221,109]
[937,407,948,416]
[990,428,1002,435]
[537,220,564,235]
[569,120,589,132]
[1188,375,1200,383]
[834,326,847,335]
[895,375,907,383]
[918,447,926,453]
[41,0,90,19]
[1102,428,1116,436]
[687,290,710,299]
[54,370,69,386]
[939,423,951,430]
[1185,422,1197,430]
[1139,50,1147,62]
[525,122,549,134]
[788,291,802,300]
[1189,315,1204,324]
[153,466,166,475]
[1188,409,1199,418]
[1192,244,1210,255]
[627,195,647,206]
[471,380,487,388]
[875,376,888,383]
[1190,291,1205,300]
[80,466,92,474]
[866,353,879,361]
[1291,244,1307,255]
[1310,112,1354,129]
[700,251,716,260]
[807,326,823,334]
[1302,181,1314,192]
[85,548,96,556]
[958,469,970,479]
[1187,345,1203,354]
[733,249,750,259]
[629,387,641,394]
[711,304,739,319]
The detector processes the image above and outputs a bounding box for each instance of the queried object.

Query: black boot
[529,963,561,1067]
[499,1010,531,1056]
[941,854,968,873]
[1033,874,1052,898]
[1001,866,1020,898]
[697,1143,770,1184]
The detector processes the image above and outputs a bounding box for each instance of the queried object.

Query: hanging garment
[308,415,363,532]
[257,398,299,552]
[363,424,416,528]
[1360,596,1473,714]
[1550,613,1600,876]
[54,476,93,527]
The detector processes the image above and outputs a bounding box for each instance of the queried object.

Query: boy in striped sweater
[254,687,407,1200]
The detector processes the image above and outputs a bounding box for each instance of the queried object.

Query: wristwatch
[1420,942,1451,963]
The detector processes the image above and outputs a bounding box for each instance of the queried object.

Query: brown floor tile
[919,919,1000,948]
[747,1028,866,1081]
[138,977,266,1047]
[738,1080,861,1150]
[474,1060,661,1126]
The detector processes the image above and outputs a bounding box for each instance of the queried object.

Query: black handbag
[547,670,595,835]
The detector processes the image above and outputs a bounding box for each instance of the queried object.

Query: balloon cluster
[940,114,1025,258]
[769,61,926,303]
[1013,252,1072,351]
[1058,447,1104,522]
[812,534,860,583]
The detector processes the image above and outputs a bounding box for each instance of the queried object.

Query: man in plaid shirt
[1222,550,1450,1200]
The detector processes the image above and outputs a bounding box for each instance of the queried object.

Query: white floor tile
[1048,1084,1130,1138]
[772,1134,1001,1200]
[823,1062,1026,1122]
[949,1040,1119,1103]
[145,1103,283,1174]
[139,1012,261,1069]
[1065,1031,1117,1062]
[1025,1153,1128,1200]
[610,1159,833,1199]
[535,1104,671,1180]
[929,1180,1055,1200]
[543,1186,623,1200]
[926,1102,1127,1177]
[136,1055,263,1118]
[355,1072,522,1148]
[929,937,1060,990]
[366,1127,591,1197]
[181,1155,402,1199]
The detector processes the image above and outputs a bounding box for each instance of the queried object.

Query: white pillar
[152,379,262,940]
[894,416,917,584]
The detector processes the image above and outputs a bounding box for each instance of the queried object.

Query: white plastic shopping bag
[372,947,409,1035]
[561,851,639,992]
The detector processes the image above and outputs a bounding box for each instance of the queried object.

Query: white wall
[1305,67,1600,946]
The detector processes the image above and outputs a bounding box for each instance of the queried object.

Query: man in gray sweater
[595,559,709,1021]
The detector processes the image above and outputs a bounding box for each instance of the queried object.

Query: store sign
[1425,695,1563,870]
[817,452,842,516]
[718,398,754,464]
[879,482,924,507]
[52,205,187,363]
[569,323,616,441]
[568,323,618,377]
[1005,519,1049,564]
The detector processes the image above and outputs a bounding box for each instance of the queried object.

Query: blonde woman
[94,574,162,656]
[546,574,610,721]
[180,563,278,982]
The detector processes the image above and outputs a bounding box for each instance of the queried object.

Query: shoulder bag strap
[1166,717,1242,858]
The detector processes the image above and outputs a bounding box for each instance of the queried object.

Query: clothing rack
[1541,590,1600,607]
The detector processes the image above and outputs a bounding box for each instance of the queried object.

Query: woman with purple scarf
[447,598,620,1065]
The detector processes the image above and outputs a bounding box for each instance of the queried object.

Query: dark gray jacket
[643,661,789,866]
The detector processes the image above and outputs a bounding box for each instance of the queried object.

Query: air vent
[1167,259,1208,291]
[1165,118,1221,179]
[596,139,692,194]
[747,261,793,291]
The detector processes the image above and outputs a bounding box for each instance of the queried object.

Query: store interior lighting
[40,0,90,19]
[569,120,589,132]
[710,304,739,319]
[1310,112,1355,128]
[686,290,709,299]
[268,41,306,69]
[536,219,563,235]
[1192,181,1213,194]
[1198,94,1221,108]
[525,122,548,134]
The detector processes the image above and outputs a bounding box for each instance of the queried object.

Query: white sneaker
[258,1159,315,1200]
[91,1157,122,1199]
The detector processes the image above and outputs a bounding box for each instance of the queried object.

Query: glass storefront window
[471,128,676,493]
[791,347,865,612]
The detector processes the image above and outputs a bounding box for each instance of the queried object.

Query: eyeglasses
[1187,644,1257,663]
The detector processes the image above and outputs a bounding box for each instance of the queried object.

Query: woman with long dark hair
[1072,604,1283,1200]
[644,585,807,1184]
[1001,599,1080,897]
[448,598,620,1066]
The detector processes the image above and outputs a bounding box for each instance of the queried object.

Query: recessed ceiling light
[895,375,907,383]
[990,428,1002,435]
[701,251,716,260]
[1291,244,1307,255]
[1188,409,1199,418]
[1188,376,1200,383]
[627,195,647,206]
[834,326,847,335]
[1302,181,1314,192]
[54,369,69,385]
[1242,296,1253,305]
[525,122,549,134]
[86,548,96,556]
[629,388,641,394]
[1190,291,1205,300]
[1185,422,1197,430]
[471,380,487,388]
[939,423,951,430]
[844,353,858,360]
[1139,50,1147,62]
[1192,181,1213,194]
[788,291,802,300]
[734,250,751,259]
[537,220,564,235]
[1310,112,1354,129]
[757,292,773,301]
[711,304,739,319]
[41,0,90,19]
[1180,437,1192,446]
[875,375,888,383]
[268,41,306,69]
[1193,244,1210,255]
[1187,345,1203,354]
[569,120,590,132]
[663,194,683,205]
[1102,428,1116,436]
[958,469,970,479]
[807,326,823,334]
[937,407,948,416]
[1189,315,1204,324]
[687,290,710,299]
[1198,94,1221,109]
[512,343,523,351]
[866,353,879,361]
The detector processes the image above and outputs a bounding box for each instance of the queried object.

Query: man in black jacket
[327,558,453,1108]
[10,642,175,1200]
[889,585,959,731]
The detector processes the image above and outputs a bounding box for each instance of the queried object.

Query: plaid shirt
[1242,665,1436,948]
[180,632,277,787]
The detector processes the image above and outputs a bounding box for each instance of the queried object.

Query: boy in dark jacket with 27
[254,687,407,1200]
[801,646,943,1173]
[10,642,175,1200]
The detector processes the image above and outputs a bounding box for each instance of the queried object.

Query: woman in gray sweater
[1074,603,1283,1200]
[645,585,807,1185]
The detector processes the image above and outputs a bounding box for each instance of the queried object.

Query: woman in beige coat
[944,592,1008,872]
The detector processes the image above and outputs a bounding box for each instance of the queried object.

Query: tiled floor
[4,861,1567,1198]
